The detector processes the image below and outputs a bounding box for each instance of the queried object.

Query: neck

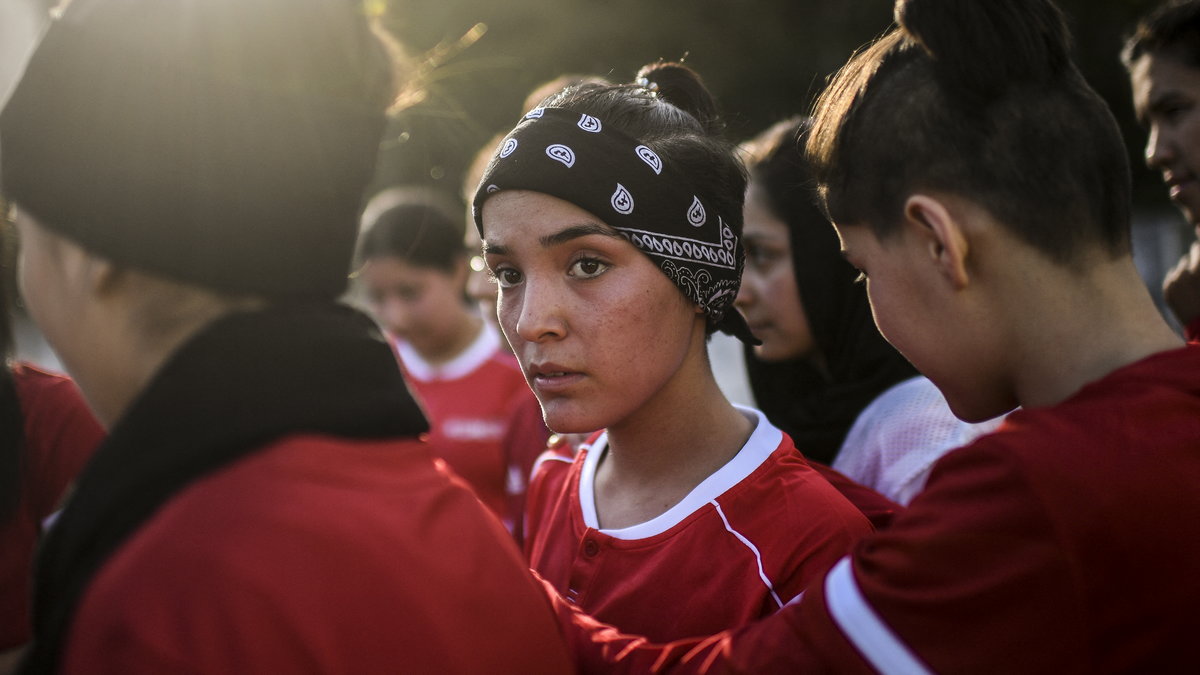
[593,335,754,529]
[415,311,484,365]
[87,284,264,428]
[1005,254,1183,410]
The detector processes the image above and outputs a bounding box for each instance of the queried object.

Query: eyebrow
[1141,89,1185,126]
[483,221,623,257]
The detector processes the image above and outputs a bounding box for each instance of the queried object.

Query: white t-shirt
[833,375,1005,504]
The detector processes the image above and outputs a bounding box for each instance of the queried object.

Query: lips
[1165,171,1198,201]
[527,362,584,393]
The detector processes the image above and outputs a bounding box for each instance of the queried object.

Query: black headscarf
[473,107,758,345]
[19,303,429,675]
[743,119,916,465]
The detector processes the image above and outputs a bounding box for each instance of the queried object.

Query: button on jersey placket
[566,528,606,606]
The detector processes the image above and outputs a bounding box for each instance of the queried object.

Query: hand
[1164,240,1200,327]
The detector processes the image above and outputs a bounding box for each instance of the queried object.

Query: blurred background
[1,0,1185,373]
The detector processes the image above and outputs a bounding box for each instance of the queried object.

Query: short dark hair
[1123,0,1200,68]
[808,0,1131,267]
[358,198,466,273]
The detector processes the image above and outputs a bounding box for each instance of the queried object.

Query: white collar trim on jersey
[395,319,501,382]
[578,405,783,540]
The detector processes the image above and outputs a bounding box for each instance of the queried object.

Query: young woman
[1125,0,1200,339]
[357,193,548,535]
[475,63,872,642]
[549,0,1200,671]
[736,117,1002,504]
[0,218,103,667]
[1,1,572,672]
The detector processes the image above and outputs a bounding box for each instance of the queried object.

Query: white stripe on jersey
[530,450,574,481]
[824,557,933,675]
[712,500,784,609]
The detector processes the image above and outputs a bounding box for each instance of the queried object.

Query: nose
[1145,123,1173,170]
[509,276,567,344]
[734,278,755,311]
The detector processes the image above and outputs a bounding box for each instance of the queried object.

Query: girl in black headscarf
[737,118,917,466]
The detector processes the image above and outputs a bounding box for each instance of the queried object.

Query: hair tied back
[895,0,1073,104]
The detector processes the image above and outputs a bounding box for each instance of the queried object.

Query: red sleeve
[15,364,104,519]
[806,460,901,531]
[555,442,1082,674]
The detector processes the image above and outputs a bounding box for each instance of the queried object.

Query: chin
[539,400,608,436]
[944,392,1018,424]
[753,342,792,363]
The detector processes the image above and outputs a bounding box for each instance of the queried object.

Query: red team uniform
[62,435,572,674]
[0,365,103,650]
[560,345,1200,673]
[525,407,872,642]
[396,322,548,530]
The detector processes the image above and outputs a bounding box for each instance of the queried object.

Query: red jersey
[558,344,1200,674]
[63,434,573,674]
[1,364,103,650]
[396,322,548,530]
[525,407,871,642]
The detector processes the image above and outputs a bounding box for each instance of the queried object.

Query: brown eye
[495,267,523,287]
[569,258,608,279]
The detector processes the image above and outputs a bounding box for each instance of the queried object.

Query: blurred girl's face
[360,255,468,358]
[481,190,702,434]
[462,224,500,329]
[735,186,815,362]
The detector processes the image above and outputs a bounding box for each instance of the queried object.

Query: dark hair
[1,0,400,300]
[1,212,22,523]
[808,0,1131,266]
[742,118,826,245]
[358,198,467,273]
[741,118,917,464]
[1123,0,1200,68]
[542,62,747,332]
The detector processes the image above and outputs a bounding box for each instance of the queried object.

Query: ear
[87,256,122,297]
[48,231,122,298]
[903,194,969,290]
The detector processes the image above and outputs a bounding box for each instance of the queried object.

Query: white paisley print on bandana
[472,107,756,341]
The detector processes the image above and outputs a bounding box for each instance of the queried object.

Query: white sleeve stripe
[711,500,784,609]
[824,557,934,675]
[530,452,574,479]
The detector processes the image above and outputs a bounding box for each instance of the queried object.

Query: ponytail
[635,62,723,136]
[898,0,1071,106]
[809,0,1130,265]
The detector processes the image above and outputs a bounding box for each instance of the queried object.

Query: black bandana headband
[472,107,758,345]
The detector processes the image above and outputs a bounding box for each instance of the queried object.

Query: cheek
[864,282,906,352]
[495,288,523,341]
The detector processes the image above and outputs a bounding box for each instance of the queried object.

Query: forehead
[1131,54,1200,111]
[361,255,446,283]
[742,204,790,244]
[831,220,867,249]
[480,190,609,243]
